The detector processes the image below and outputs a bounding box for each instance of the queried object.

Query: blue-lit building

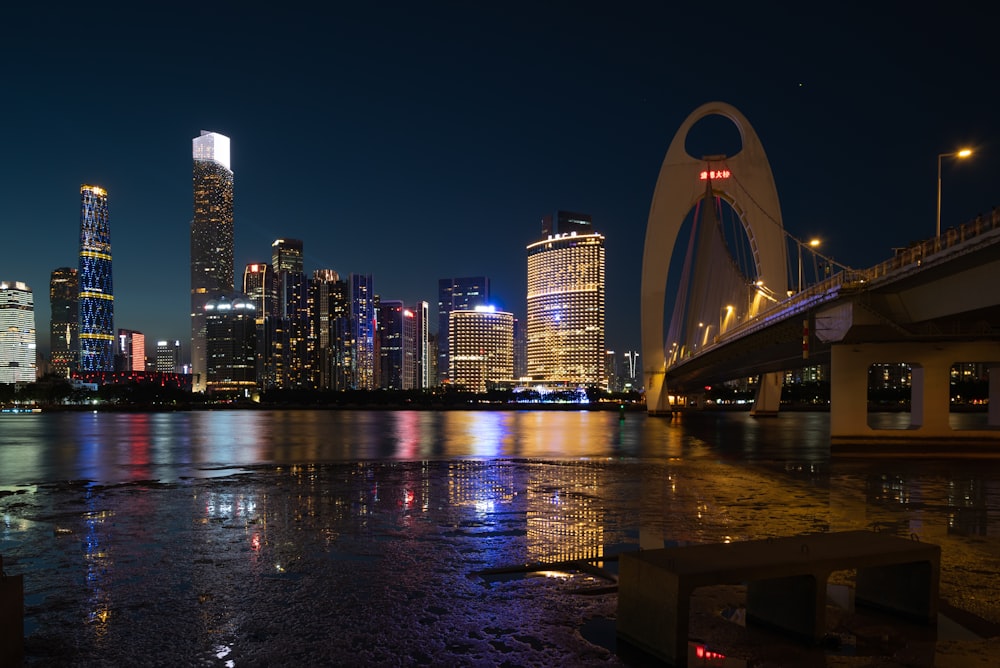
[78,184,114,372]
[350,273,375,390]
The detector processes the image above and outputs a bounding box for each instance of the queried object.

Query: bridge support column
[831,342,1000,448]
[990,364,1000,427]
[750,371,783,417]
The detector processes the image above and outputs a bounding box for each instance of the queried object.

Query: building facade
[155,340,182,373]
[449,306,514,393]
[437,276,490,385]
[378,300,405,389]
[525,212,605,387]
[49,267,79,377]
[116,329,145,372]
[204,294,257,397]
[191,131,234,393]
[78,184,114,372]
[349,273,376,390]
[0,281,36,384]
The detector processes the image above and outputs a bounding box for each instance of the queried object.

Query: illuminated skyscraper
[0,281,37,384]
[378,300,405,389]
[437,276,490,384]
[191,130,234,393]
[49,267,78,377]
[525,211,605,386]
[449,306,514,392]
[78,184,114,372]
[349,273,376,390]
[271,239,310,388]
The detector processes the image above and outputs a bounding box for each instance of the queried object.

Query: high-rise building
[155,340,182,373]
[437,276,490,385]
[116,329,145,372]
[243,263,273,316]
[525,211,605,386]
[78,184,114,372]
[243,263,273,389]
[310,269,345,390]
[378,300,405,390]
[204,294,257,397]
[191,130,234,393]
[0,281,37,384]
[49,267,79,377]
[449,305,514,393]
[270,239,309,388]
[349,273,376,390]
[409,301,429,390]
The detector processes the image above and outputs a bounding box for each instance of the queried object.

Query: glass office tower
[191,131,234,392]
[78,184,114,372]
[49,267,79,377]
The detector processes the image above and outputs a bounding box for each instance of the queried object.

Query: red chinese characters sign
[699,169,731,180]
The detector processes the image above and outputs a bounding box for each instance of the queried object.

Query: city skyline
[5,4,1000,362]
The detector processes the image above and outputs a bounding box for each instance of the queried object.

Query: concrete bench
[1,555,25,668]
[616,530,940,667]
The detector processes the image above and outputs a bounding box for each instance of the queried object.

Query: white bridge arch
[641,102,789,414]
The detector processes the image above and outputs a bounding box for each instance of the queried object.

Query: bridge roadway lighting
[936,148,973,239]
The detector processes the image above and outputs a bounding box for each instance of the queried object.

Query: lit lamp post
[797,238,821,292]
[936,148,973,239]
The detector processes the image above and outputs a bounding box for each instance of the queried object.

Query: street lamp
[936,148,973,239]
[797,238,821,292]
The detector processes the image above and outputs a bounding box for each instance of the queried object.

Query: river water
[1,409,998,666]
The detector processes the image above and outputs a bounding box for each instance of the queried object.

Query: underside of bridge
[642,104,1000,443]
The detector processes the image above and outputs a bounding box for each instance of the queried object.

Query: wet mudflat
[3,410,1000,666]
[3,452,1000,667]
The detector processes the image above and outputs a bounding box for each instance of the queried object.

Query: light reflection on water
[0,409,999,665]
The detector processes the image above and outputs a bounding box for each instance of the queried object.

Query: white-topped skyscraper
[190,131,234,393]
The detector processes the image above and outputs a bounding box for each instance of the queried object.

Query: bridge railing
[668,211,1000,368]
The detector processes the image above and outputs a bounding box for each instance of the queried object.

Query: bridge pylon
[642,102,789,415]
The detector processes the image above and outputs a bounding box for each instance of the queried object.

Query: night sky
[5,2,999,361]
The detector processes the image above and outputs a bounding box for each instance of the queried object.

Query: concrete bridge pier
[830,342,1000,447]
[750,371,783,417]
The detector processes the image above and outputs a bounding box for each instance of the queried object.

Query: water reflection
[2,409,1000,665]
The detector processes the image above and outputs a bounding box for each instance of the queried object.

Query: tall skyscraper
[310,269,344,390]
[437,276,490,385]
[525,211,605,386]
[449,305,514,393]
[271,239,309,388]
[78,184,114,372]
[0,281,37,384]
[49,267,79,377]
[410,301,429,389]
[349,273,376,390]
[378,300,405,390]
[191,130,234,393]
